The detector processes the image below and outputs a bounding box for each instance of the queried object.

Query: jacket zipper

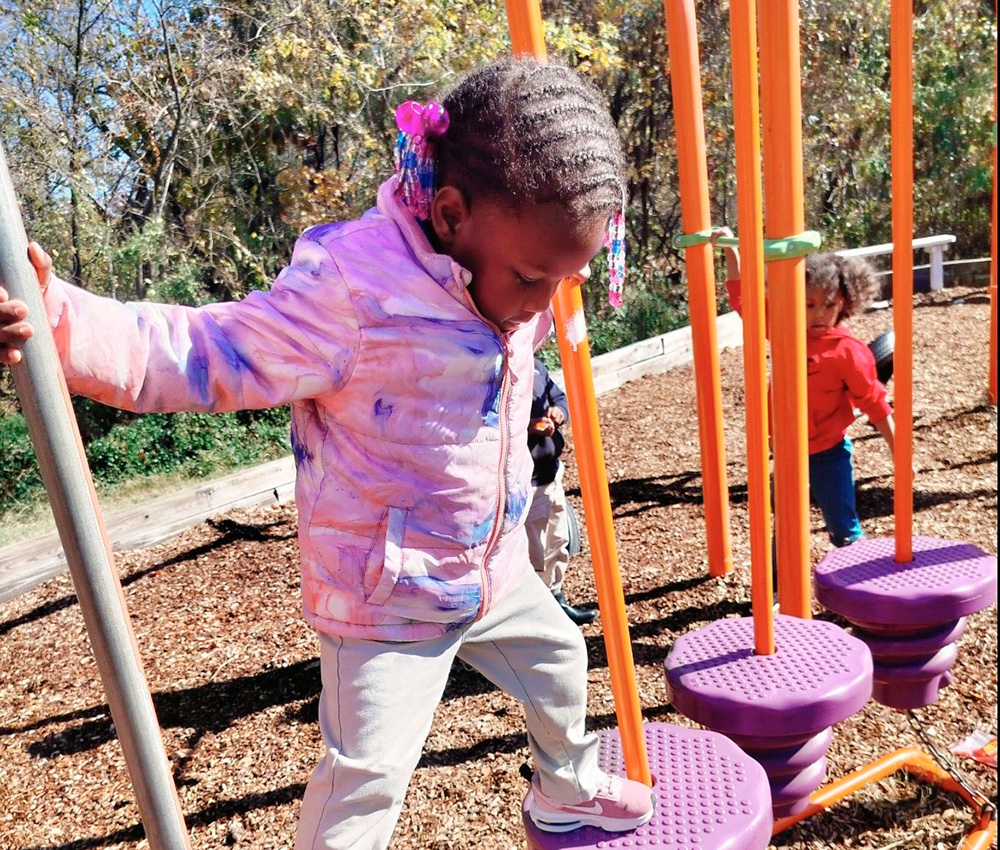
[462,289,513,620]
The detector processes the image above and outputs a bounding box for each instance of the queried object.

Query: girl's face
[804,285,844,337]
[432,189,606,333]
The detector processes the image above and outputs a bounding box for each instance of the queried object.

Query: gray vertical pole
[0,141,191,848]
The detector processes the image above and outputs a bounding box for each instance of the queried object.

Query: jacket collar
[376,177,545,346]
[376,177,473,297]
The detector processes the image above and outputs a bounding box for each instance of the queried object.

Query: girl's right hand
[0,242,52,366]
[709,226,734,245]
[709,227,741,282]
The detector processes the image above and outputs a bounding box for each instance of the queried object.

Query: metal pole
[505,0,653,787]
[758,0,812,618]
[729,0,776,653]
[890,0,915,561]
[662,0,734,579]
[0,140,192,849]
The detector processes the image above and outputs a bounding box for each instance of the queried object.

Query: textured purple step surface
[664,615,872,735]
[522,722,772,849]
[814,536,997,627]
[815,536,997,708]
[664,615,873,817]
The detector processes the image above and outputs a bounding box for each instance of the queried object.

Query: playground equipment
[505,2,775,848]
[661,0,880,817]
[814,536,996,710]
[660,0,996,844]
[867,328,895,386]
[810,0,998,718]
[522,723,772,850]
[665,615,872,816]
[518,0,991,840]
[0,145,193,846]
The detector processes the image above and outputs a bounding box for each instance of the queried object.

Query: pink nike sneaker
[528,770,656,833]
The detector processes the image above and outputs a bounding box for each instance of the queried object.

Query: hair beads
[605,206,626,307]
[394,101,450,220]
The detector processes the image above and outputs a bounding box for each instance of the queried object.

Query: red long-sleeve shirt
[726,278,893,454]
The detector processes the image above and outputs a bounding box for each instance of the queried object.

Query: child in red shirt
[716,233,895,546]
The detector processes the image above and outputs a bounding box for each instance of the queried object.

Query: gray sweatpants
[294,566,601,850]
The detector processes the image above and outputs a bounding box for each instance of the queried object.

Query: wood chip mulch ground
[0,285,996,850]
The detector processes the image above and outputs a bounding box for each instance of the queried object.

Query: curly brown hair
[805,252,883,322]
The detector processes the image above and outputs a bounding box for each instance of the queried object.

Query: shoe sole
[529,802,655,834]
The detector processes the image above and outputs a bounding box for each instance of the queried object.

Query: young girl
[716,234,895,547]
[0,59,654,848]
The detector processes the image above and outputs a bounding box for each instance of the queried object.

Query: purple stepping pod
[522,722,772,849]
[664,615,873,818]
[814,536,997,710]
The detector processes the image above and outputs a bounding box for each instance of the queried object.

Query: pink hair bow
[395,101,450,138]
[394,101,450,220]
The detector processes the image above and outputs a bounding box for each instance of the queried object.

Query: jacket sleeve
[841,340,893,425]
[725,278,744,317]
[42,235,359,413]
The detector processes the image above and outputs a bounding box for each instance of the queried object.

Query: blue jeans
[809,437,864,547]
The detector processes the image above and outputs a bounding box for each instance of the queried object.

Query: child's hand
[710,227,741,281]
[709,226,734,245]
[0,242,52,366]
[545,406,566,428]
[530,416,556,436]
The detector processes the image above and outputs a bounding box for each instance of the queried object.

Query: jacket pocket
[364,506,407,606]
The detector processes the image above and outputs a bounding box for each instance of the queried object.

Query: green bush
[0,413,45,508]
[0,407,292,516]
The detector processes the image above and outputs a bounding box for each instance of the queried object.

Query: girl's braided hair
[805,252,883,321]
[437,58,626,221]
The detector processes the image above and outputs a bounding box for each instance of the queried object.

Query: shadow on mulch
[0,516,295,639]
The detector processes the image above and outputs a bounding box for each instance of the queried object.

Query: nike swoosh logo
[555,800,604,816]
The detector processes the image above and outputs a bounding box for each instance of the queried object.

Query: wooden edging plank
[0,455,296,603]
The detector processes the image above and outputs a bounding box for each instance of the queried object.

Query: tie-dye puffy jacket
[42,179,541,641]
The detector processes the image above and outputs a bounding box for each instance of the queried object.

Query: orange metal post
[891,0,915,562]
[504,0,546,57]
[757,0,811,618]
[728,0,775,654]
[552,285,652,787]
[962,812,998,850]
[990,52,997,405]
[662,0,733,579]
[505,0,652,787]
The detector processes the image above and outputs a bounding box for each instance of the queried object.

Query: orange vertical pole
[758,0,811,618]
[662,0,734,579]
[729,0,775,654]
[504,0,546,56]
[504,0,652,787]
[891,0,915,562]
[990,40,997,405]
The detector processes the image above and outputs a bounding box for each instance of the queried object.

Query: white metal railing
[837,234,957,291]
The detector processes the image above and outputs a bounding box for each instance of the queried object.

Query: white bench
[837,234,956,291]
